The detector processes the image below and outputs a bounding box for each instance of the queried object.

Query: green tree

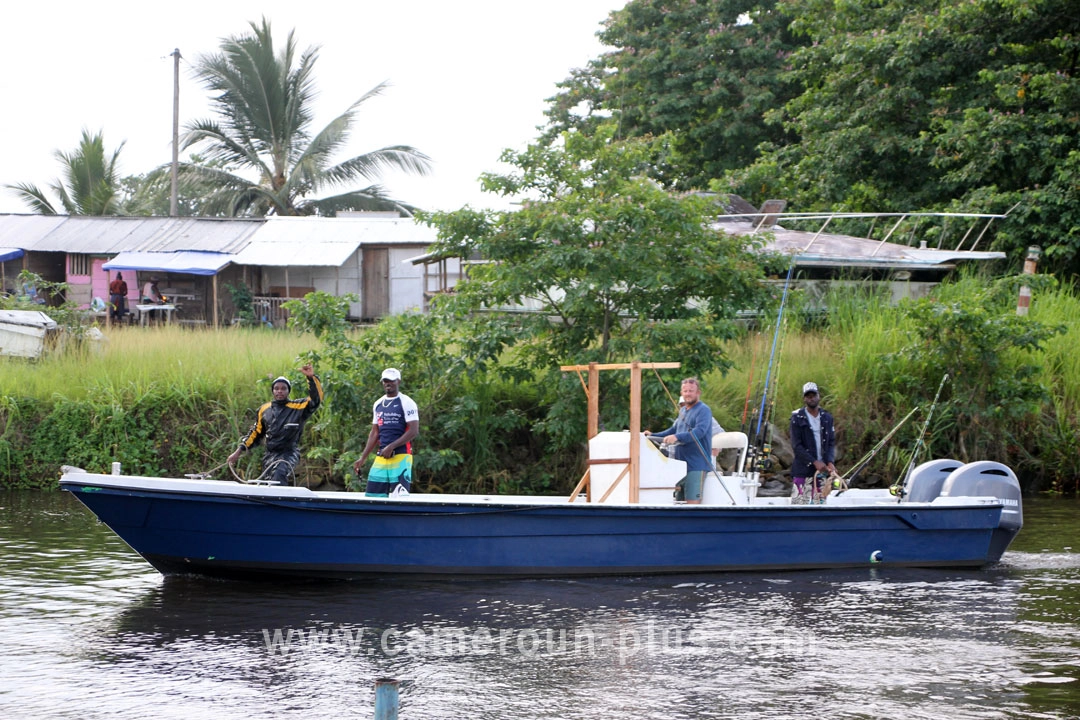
[5,129,126,215]
[727,0,1080,273]
[422,130,768,448]
[180,18,432,217]
[880,273,1064,467]
[545,0,805,190]
[120,154,238,217]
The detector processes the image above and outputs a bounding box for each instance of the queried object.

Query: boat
[59,362,1023,581]
[0,309,57,359]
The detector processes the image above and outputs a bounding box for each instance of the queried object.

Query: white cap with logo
[381,368,402,382]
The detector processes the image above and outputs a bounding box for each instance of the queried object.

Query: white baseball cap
[381,368,401,382]
[802,381,819,395]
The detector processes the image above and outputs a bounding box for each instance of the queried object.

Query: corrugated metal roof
[0,215,263,254]
[231,216,437,267]
[0,215,68,247]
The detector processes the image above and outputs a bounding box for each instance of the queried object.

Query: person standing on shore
[108,272,128,320]
[353,368,420,497]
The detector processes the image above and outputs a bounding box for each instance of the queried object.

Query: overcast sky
[0,1,627,215]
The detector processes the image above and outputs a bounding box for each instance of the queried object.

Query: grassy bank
[0,326,318,488]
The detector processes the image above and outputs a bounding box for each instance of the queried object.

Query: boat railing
[251,296,291,327]
[715,210,1011,253]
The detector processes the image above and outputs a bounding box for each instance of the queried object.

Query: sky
[0,1,627,215]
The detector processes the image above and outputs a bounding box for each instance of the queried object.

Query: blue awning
[0,247,25,263]
[103,251,234,276]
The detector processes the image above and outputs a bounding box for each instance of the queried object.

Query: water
[2,492,1080,719]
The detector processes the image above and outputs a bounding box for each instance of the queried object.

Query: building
[0,214,439,326]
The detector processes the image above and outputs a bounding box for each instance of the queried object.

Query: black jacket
[789,406,835,478]
[238,375,323,455]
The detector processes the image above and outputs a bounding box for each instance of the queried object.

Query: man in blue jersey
[353,368,420,497]
[645,377,713,504]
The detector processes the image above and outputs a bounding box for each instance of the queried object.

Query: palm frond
[300,186,419,217]
[3,183,58,214]
[183,22,430,215]
[323,147,433,186]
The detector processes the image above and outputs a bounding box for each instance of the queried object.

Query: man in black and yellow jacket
[227,364,323,485]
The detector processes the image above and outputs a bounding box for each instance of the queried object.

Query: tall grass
[0,327,321,488]
[0,326,314,402]
[706,276,1080,489]
[1030,282,1080,416]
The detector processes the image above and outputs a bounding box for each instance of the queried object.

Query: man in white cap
[353,368,420,497]
[227,364,323,485]
[789,381,836,504]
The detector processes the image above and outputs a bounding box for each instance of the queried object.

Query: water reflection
[3,491,1080,719]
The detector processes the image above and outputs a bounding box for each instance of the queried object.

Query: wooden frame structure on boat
[562,361,681,504]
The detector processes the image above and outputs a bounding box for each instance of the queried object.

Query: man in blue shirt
[646,377,713,504]
[353,368,420,497]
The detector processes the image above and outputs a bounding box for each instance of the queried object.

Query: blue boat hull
[60,474,1018,581]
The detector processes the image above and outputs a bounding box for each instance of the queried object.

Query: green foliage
[561,0,1080,275]
[421,130,768,451]
[883,275,1063,463]
[723,0,1080,273]
[4,129,126,215]
[424,131,767,370]
[180,18,431,217]
[0,326,312,489]
[545,0,805,190]
[225,282,257,326]
[119,158,229,217]
[5,278,1080,493]
[285,291,562,492]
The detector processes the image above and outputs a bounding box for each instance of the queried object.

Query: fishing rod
[833,405,920,495]
[751,257,796,466]
[757,313,790,472]
[739,338,760,434]
[891,373,950,501]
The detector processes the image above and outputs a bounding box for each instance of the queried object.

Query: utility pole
[170,48,181,217]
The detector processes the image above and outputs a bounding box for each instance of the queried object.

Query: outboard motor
[939,461,1023,534]
[904,458,964,503]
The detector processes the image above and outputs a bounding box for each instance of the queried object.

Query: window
[69,254,92,276]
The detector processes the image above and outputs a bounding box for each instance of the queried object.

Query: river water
[2,491,1079,719]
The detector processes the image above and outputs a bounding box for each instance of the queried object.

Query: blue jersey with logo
[372,393,419,455]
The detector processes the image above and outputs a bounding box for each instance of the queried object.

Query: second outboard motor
[940,461,1023,533]
[905,458,964,503]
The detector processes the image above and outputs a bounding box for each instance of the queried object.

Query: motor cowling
[905,458,964,503]
[939,460,1023,533]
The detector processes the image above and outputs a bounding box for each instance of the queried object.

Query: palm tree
[6,129,126,215]
[180,18,432,217]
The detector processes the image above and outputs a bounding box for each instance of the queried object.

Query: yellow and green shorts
[365,453,413,498]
